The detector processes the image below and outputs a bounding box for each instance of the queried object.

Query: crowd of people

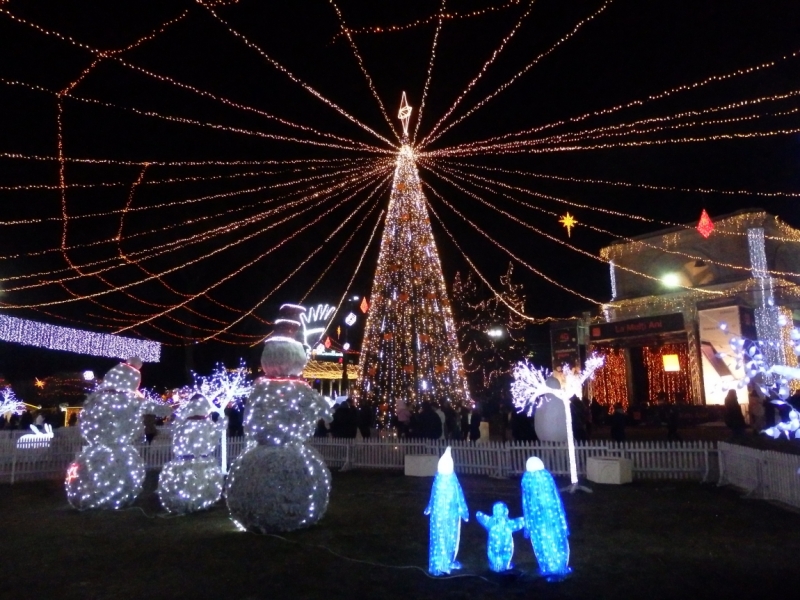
[0,409,63,431]
[313,397,487,441]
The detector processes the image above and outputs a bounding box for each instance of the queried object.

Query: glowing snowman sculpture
[66,358,146,510]
[226,304,332,532]
[157,394,223,514]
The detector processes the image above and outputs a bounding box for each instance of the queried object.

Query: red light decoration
[65,463,80,484]
[324,337,332,349]
[696,209,714,238]
[360,297,369,313]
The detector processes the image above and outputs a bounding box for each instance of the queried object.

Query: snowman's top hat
[269,304,306,342]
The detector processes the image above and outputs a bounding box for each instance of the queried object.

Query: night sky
[1,0,799,386]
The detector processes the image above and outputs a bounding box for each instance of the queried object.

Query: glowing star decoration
[65,358,146,511]
[476,502,525,573]
[0,386,26,415]
[522,457,572,581]
[34,379,45,389]
[558,212,577,237]
[511,355,604,493]
[424,447,469,576]
[157,394,224,514]
[398,91,413,138]
[696,209,714,238]
[226,304,332,533]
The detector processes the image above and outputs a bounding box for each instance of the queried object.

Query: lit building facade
[588,210,800,407]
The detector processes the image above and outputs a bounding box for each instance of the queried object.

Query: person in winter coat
[418,402,443,440]
[610,403,627,442]
[724,389,746,439]
[358,400,374,439]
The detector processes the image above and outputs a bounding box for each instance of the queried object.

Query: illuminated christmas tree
[355,95,469,422]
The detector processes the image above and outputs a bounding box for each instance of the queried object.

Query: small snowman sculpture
[66,357,146,510]
[158,393,223,514]
[226,304,332,532]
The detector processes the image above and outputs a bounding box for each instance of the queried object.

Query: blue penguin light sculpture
[521,456,572,580]
[424,447,469,576]
[476,501,525,573]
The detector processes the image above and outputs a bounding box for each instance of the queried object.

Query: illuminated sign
[589,314,685,342]
[300,304,336,347]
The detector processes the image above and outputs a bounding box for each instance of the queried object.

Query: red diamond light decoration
[696,209,714,238]
[360,297,369,314]
[324,336,332,349]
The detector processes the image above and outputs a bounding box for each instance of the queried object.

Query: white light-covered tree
[511,355,604,493]
[190,361,253,473]
[0,386,26,415]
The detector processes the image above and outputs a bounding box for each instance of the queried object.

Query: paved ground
[1,469,797,600]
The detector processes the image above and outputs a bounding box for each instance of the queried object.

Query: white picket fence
[307,438,717,480]
[717,442,800,509]
[0,427,717,484]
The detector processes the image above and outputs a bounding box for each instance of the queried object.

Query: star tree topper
[398,92,412,138]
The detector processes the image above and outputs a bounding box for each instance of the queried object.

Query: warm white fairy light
[420,0,538,147]
[114,170,389,337]
[327,0,400,141]
[412,0,446,145]
[443,85,800,155]
[2,0,798,347]
[427,205,567,324]
[436,126,800,158]
[298,202,384,304]
[2,165,386,344]
[3,166,389,305]
[442,159,800,200]
[201,176,390,341]
[313,207,387,342]
[1,173,350,288]
[0,151,380,168]
[0,10,386,155]
[335,0,523,40]
[424,182,603,304]
[198,3,396,147]
[430,162,800,281]
[422,0,614,147]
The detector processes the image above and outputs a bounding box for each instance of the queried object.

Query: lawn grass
[0,469,797,600]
